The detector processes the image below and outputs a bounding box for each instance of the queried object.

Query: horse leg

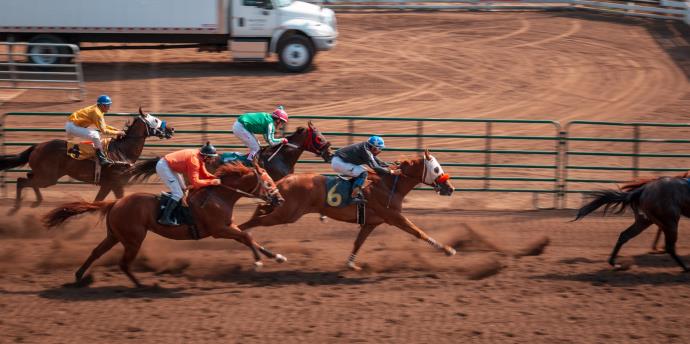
[94,185,112,202]
[30,181,43,208]
[9,177,27,214]
[75,233,119,282]
[239,203,305,232]
[650,229,665,254]
[211,224,277,269]
[112,185,125,199]
[385,213,456,256]
[609,217,652,269]
[659,221,689,272]
[346,224,379,271]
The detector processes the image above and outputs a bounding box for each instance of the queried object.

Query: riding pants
[233,121,261,160]
[156,158,186,201]
[331,156,368,187]
[65,121,102,150]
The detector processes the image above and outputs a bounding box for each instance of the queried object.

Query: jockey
[64,95,125,166]
[155,141,221,226]
[232,106,289,160]
[331,135,401,203]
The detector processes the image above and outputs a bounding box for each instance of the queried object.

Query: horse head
[397,149,453,196]
[289,121,332,162]
[217,159,284,207]
[252,156,284,207]
[125,106,175,139]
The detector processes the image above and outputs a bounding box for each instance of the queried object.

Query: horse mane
[107,117,143,159]
[620,171,690,192]
[288,126,306,138]
[216,162,253,178]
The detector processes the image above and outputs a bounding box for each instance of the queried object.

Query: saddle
[220,152,251,166]
[157,192,200,239]
[324,175,372,208]
[66,138,112,161]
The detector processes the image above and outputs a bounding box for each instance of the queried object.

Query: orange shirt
[163,149,216,189]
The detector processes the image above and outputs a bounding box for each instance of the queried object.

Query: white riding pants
[65,121,102,150]
[233,121,261,160]
[331,156,367,177]
[156,158,186,201]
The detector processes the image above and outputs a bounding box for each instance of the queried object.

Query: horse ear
[424,149,431,160]
[251,155,261,170]
[308,120,314,128]
[138,106,146,118]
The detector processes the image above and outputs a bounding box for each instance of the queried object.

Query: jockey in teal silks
[331,135,402,203]
[232,106,289,160]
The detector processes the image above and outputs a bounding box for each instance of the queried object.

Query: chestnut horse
[239,149,457,270]
[0,108,174,214]
[43,160,285,287]
[574,175,690,272]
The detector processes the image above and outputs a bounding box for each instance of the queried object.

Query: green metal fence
[5,112,688,209]
[0,112,564,207]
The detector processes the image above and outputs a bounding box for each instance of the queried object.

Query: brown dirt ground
[2,11,690,344]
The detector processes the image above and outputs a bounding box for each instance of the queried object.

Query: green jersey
[237,112,281,145]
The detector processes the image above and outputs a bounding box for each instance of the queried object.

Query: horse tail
[573,187,644,221]
[43,200,116,228]
[0,145,35,171]
[127,157,160,184]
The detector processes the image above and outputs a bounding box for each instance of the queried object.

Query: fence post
[484,122,492,190]
[348,119,354,145]
[0,114,4,197]
[7,38,17,88]
[417,120,423,151]
[72,44,85,101]
[632,124,640,179]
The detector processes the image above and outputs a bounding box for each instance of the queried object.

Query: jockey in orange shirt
[65,95,126,166]
[155,141,221,226]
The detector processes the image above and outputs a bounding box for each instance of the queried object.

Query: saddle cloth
[66,138,112,161]
[324,176,358,208]
[220,152,251,166]
[158,192,200,239]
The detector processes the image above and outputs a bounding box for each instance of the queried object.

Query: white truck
[0,0,337,72]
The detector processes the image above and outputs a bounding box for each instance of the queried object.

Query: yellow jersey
[68,104,119,135]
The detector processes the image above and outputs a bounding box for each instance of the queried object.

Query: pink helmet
[271,107,289,122]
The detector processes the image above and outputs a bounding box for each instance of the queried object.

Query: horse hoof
[253,261,264,271]
[275,254,287,263]
[612,263,630,271]
[319,215,328,223]
[444,247,457,256]
[346,261,362,271]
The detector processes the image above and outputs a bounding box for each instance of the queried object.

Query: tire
[277,35,314,73]
[25,34,70,66]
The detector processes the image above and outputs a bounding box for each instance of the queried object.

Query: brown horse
[575,175,690,272]
[0,108,174,214]
[238,149,457,270]
[43,160,285,287]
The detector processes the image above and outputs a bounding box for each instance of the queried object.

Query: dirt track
[2,11,690,343]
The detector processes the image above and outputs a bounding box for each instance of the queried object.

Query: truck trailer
[0,0,338,72]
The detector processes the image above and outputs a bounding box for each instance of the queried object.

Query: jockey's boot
[95,149,114,166]
[158,198,180,226]
[350,187,367,204]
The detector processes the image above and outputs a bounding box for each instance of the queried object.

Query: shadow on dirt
[532,269,690,286]
[196,267,387,287]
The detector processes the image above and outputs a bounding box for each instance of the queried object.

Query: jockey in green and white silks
[232,106,289,160]
[331,135,402,203]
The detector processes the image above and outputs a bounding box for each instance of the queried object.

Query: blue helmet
[97,95,112,105]
[367,135,385,149]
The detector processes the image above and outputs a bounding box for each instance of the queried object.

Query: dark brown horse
[574,175,690,272]
[0,108,174,214]
[239,149,456,270]
[43,160,285,287]
[215,121,333,180]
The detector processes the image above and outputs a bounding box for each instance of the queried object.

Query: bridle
[220,168,280,202]
[302,126,331,157]
[122,115,171,139]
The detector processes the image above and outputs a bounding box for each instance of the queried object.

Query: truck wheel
[26,34,70,66]
[278,35,314,73]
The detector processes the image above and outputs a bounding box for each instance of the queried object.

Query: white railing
[0,41,85,101]
[318,0,690,22]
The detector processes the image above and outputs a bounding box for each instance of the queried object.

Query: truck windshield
[274,0,293,7]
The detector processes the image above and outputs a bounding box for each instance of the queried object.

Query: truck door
[231,0,278,37]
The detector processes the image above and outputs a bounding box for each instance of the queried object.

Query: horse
[238,149,457,270]
[213,120,333,180]
[42,159,285,288]
[0,107,174,214]
[574,175,690,272]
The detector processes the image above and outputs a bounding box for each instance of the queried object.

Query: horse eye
[434,167,440,174]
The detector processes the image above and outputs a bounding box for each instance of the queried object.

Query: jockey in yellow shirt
[65,95,125,166]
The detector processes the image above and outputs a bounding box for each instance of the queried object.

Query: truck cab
[230,0,337,72]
